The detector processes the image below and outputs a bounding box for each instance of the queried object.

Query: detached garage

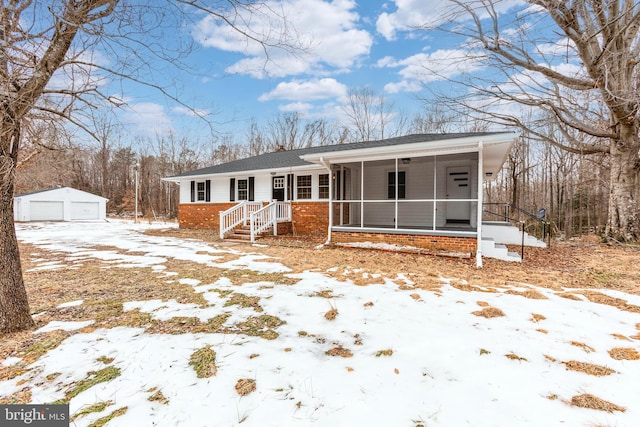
[14,187,108,222]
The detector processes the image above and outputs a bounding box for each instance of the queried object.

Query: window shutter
[248,177,255,201]
[230,178,235,202]
[190,181,195,202]
[287,174,294,201]
[205,180,211,202]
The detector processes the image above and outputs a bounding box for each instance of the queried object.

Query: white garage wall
[13,187,107,221]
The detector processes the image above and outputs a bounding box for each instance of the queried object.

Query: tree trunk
[606,135,640,242]
[0,126,34,333]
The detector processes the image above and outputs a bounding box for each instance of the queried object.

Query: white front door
[446,166,471,223]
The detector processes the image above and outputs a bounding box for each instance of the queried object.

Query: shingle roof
[168,132,508,178]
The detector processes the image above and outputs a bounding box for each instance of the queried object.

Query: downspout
[319,157,332,245]
[476,141,484,268]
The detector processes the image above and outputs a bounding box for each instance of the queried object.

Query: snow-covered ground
[2,220,640,426]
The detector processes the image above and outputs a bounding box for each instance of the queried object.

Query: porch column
[476,141,484,268]
[320,157,333,244]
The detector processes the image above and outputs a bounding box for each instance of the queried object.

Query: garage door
[70,202,100,220]
[30,201,64,221]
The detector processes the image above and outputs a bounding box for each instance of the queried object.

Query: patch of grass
[326,346,353,358]
[611,333,632,341]
[71,400,113,421]
[96,356,114,365]
[505,289,547,299]
[472,307,505,318]
[232,315,285,340]
[314,290,334,298]
[21,331,69,364]
[0,388,32,405]
[235,378,256,396]
[57,366,121,404]
[88,406,128,427]
[479,348,490,355]
[578,291,640,314]
[570,341,595,353]
[570,394,625,413]
[476,301,490,307]
[189,346,218,378]
[530,313,546,322]
[505,353,527,362]
[146,314,230,335]
[608,347,640,360]
[46,372,61,382]
[224,293,263,312]
[556,292,582,301]
[148,388,169,405]
[324,307,338,321]
[375,349,393,357]
[563,360,616,376]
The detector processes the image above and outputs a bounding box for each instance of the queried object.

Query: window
[196,182,206,201]
[387,171,406,199]
[237,179,248,200]
[297,175,312,199]
[318,174,329,199]
[273,177,285,189]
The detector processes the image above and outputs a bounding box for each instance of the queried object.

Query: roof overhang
[300,132,518,180]
[161,163,324,183]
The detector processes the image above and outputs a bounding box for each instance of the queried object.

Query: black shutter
[190,181,195,202]
[248,177,255,201]
[205,180,211,202]
[287,174,294,201]
[230,178,235,201]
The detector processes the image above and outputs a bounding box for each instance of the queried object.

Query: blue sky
[108,0,526,142]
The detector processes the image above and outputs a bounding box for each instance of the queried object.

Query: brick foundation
[331,231,477,255]
[291,202,329,236]
[178,202,476,255]
[178,203,236,229]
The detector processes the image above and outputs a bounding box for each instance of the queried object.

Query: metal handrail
[483,208,526,260]
[483,202,551,246]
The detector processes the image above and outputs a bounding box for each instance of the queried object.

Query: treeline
[15,109,611,239]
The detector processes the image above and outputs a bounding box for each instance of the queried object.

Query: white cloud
[380,49,486,93]
[278,102,314,114]
[258,78,348,102]
[192,0,372,78]
[123,102,173,135]
[376,0,526,41]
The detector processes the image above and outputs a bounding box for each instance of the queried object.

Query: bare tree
[341,87,399,141]
[1,0,300,333]
[428,0,640,242]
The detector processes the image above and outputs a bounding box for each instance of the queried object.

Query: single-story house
[13,186,108,222]
[164,132,542,266]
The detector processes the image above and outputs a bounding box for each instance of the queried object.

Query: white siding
[179,168,329,204]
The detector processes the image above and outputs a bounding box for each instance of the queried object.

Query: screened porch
[329,152,480,235]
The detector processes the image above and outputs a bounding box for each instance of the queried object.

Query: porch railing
[219,201,262,239]
[250,202,278,242]
[220,201,291,240]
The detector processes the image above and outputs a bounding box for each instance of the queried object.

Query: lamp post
[134,160,140,224]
